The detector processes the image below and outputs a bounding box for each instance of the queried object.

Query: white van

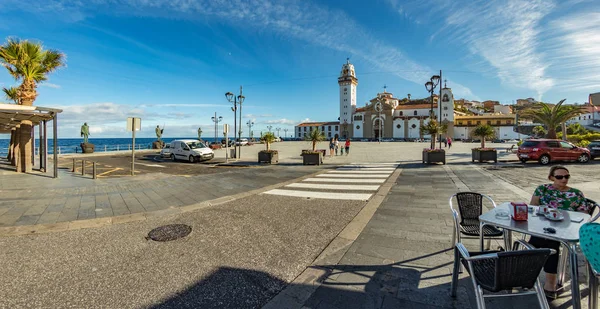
[169,139,214,163]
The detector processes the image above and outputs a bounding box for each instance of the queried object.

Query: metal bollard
[72,158,76,172]
[92,162,97,179]
[81,160,85,175]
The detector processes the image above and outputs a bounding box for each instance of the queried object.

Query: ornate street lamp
[267,125,273,132]
[283,128,288,139]
[246,120,254,140]
[211,113,223,145]
[225,86,245,158]
[276,127,281,137]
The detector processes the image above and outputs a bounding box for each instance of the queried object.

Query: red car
[517,139,591,165]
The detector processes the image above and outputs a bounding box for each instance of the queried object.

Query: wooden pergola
[0,103,62,178]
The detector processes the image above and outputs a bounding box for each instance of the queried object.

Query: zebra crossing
[262,163,398,201]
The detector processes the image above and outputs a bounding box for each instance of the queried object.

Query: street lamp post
[246,120,254,141]
[276,127,281,138]
[267,125,273,132]
[283,128,288,139]
[211,113,223,145]
[438,70,443,149]
[425,74,440,149]
[225,86,245,159]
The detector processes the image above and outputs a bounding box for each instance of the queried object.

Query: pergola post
[53,113,58,178]
[14,125,21,172]
[31,125,35,165]
[43,120,48,173]
[38,121,44,172]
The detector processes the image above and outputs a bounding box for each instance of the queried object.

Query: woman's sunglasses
[553,175,570,180]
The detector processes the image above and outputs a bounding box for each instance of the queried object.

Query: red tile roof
[296,121,340,127]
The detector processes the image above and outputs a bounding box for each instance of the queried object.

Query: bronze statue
[155,125,163,142]
[81,122,90,144]
[197,127,203,140]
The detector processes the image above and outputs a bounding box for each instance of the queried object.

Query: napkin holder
[510,202,528,221]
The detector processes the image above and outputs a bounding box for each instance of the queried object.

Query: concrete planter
[81,143,95,154]
[258,151,279,164]
[422,150,445,165]
[302,152,323,165]
[472,149,497,163]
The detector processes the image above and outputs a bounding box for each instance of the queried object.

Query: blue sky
[0,0,598,138]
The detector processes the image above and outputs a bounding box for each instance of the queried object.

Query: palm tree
[2,87,19,104]
[260,132,277,152]
[532,125,547,138]
[473,124,495,149]
[304,128,325,151]
[420,119,447,149]
[521,99,584,139]
[0,38,65,172]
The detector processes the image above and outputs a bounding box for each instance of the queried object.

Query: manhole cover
[147,224,192,242]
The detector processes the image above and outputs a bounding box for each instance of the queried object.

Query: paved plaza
[0,141,599,308]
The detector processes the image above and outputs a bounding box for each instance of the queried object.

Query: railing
[0,144,154,156]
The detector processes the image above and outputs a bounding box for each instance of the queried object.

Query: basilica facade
[294,59,456,140]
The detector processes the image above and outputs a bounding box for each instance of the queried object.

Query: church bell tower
[338,58,358,138]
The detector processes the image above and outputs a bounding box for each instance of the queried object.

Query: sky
[0,0,599,138]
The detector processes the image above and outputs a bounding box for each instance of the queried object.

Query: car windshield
[186,142,207,149]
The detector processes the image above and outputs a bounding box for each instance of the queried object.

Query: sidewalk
[267,162,598,309]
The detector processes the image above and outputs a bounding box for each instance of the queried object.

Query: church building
[295,59,456,140]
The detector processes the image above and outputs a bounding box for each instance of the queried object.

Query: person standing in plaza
[335,138,339,156]
[345,139,351,155]
[528,166,589,299]
[447,137,452,148]
[329,138,335,158]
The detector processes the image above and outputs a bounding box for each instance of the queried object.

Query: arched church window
[400,111,403,116]
[443,94,449,102]
[413,111,417,116]
[396,124,401,129]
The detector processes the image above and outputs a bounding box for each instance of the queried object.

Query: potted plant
[258,132,278,164]
[472,124,497,163]
[302,128,325,165]
[420,119,447,164]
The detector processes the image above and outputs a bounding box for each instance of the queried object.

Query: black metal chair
[451,239,553,309]
[449,192,507,250]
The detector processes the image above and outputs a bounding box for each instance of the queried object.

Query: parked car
[160,143,171,158]
[169,139,214,163]
[235,138,249,146]
[517,139,591,165]
[587,140,600,159]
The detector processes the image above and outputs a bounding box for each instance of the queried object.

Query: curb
[0,169,326,238]
[262,167,403,309]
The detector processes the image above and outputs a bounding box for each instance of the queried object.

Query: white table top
[479,202,591,243]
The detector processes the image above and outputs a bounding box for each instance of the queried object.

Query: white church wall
[407,118,420,139]
[393,119,404,139]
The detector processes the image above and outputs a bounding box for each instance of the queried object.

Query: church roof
[395,103,437,110]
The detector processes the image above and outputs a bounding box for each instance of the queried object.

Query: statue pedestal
[152,141,165,149]
[81,143,95,153]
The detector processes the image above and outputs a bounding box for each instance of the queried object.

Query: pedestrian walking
[340,142,344,155]
[443,138,447,148]
[345,139,351,155]
[447,137,452,148]
[329,138,335,158]
[335,138,339,156]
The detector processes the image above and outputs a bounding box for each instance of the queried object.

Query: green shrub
[517,140,524,146]
[576,140,591,147]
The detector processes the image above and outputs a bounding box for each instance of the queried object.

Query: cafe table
[479,202,591,309]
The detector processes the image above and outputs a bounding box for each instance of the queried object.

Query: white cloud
[388,0,555,97]
[245,114,273,118]
[39,83,61,89]
[263,118,301,125]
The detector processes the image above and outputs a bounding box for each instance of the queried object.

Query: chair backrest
[455,192,484,225]
[586,198,599,221]
[472,249,552,292]
[579,222,600,274]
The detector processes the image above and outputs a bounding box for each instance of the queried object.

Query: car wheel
[578,153,590,163]
[189,155,196,163]
[539,154,550,165]
[519,159,527,163]
[171,154,176,162]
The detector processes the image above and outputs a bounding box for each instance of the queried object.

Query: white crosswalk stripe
[262,163,398,200]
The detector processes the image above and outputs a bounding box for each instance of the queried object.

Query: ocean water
[0,137,227,156]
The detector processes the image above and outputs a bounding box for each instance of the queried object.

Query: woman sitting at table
[529,165,588,299]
